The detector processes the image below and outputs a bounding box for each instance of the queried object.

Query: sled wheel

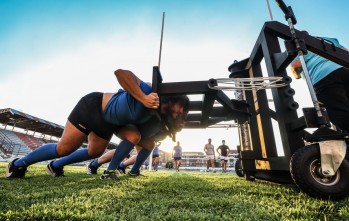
[235,158,245,178]
[290,144,349,200]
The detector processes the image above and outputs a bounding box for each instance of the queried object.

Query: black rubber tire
[235,158,245,177]
[290,144,349,200]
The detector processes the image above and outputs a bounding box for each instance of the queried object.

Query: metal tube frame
[152,21,349,183]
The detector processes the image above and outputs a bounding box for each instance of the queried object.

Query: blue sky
[1,0,348,152]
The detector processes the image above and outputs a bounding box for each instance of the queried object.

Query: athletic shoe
[46,161,65,177]
[100,170,119,180]
[127,171,146,177]
[86,162,98,175]
[6,158,27,178]
[213,170,216,173]
[116,166,126,174]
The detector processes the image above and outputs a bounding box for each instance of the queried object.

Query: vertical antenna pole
[158,12,165,69]
[266,0,274,21]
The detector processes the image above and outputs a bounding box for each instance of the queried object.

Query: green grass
[0,163,348,221]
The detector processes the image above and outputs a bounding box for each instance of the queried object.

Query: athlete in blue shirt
[291,34,349,132]
[6,69,189,179]
[216,140,230,173]
[172,141,183,172]
[152,142,161,171]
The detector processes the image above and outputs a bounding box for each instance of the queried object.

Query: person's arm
[114,69,159,109]
[216,147,221,155]
[204,144,207,154]
[290,60,302,79]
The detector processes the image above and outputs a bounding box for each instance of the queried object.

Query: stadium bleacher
[14,132,45,150]
[0,108,64,159]
[0,129,31,157]
[0,108,117,160]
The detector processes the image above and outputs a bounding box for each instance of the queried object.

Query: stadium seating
[14,132,44,150]
[0,129,32,156]
[0,132,12,158]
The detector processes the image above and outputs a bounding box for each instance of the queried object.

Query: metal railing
[0,130,31,158]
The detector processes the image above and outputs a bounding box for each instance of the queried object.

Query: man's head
[161,95,190,115]
[160,95,190,140]
[222,140,225,144]
[208,138,212,144]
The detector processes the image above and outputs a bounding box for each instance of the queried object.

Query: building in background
[158,150,239,170]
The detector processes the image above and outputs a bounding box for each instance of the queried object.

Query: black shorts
[174,157,181,161]
[68,92,121,140]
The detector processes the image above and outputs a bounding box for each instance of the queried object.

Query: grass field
[1,162,349,221]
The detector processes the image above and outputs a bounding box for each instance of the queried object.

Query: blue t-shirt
[173,146,182,158]
[296,37,345,85]
[103,81,153,125]
[153,146,159,156]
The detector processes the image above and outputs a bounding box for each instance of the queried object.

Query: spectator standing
[152,142,161,171]
[217,140,230,172]
[204,138,215,172]
[172,141,182,172]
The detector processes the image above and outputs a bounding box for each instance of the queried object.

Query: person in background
[172,141,182,172]
[216,140,230,173]
[204,138,215,173]
[152,142,161,171]
[143,159,149,170]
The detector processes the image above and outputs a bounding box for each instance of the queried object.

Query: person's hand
[290,60,302,79]
[143,93,160,109]
[290,66,302,79]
